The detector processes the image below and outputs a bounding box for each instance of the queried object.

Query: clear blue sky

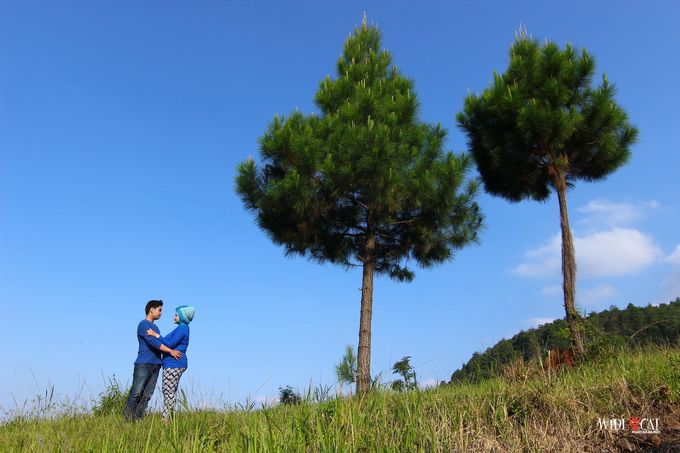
[2,1,679,412]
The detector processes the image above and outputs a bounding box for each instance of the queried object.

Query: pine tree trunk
[356,223,376,396]
[553,171,585,357]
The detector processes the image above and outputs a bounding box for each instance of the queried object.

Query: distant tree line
[449,298,680,384]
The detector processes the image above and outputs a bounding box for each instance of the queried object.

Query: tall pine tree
[236,18,483,394]
[457,30,637,356]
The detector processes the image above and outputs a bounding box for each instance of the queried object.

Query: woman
[146,304,195,419]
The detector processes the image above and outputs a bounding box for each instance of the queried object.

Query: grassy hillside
[2,346,679,452]
[451,298,680,384]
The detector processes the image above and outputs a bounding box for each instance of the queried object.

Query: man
[123,299,183,421]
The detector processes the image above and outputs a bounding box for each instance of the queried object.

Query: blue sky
[2,1,679,412]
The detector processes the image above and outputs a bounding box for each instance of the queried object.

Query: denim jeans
[123,363,161,420]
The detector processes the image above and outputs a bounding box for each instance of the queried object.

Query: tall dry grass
[1,346,679,452]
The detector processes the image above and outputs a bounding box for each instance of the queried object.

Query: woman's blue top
[160,324,190,368]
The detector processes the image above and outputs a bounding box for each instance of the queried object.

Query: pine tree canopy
[236,20,483,281]
[457,33,638,202]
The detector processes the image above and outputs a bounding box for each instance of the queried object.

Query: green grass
[2,347,679,452]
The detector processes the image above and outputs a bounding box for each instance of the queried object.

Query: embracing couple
[123,299,195,421]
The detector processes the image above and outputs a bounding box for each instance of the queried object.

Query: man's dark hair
[145,299,163,314]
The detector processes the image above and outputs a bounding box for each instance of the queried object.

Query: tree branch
[350,196,369,211]
[383,219,418,226]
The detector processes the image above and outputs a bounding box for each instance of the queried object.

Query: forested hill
[450,298,680,383]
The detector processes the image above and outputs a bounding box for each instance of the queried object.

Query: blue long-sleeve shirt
[134,319,163,365]
[159,324,190,368]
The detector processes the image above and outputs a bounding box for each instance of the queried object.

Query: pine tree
[391,356,417,391]
[457,30,638,356]
[335,345,357,387]
[236,17,483,395]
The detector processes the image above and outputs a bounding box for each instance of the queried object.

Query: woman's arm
[148,325,186,349]
[146,328,161,339]
[140,324,182,358]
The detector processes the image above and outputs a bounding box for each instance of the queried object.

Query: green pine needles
[236,18,483,394]
[457,33,637,202]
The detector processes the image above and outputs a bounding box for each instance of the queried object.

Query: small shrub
[92,376,128,417]
[391,356,417,391]
[502,357,537,383]
[311,384,332,403]
[390,380,404,392]
[278,386,301,405]
[584,334,625,362]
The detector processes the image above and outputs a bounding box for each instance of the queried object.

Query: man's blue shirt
[134,319,163,365]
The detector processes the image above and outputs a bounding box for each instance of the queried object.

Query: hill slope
[450,298,680,384]
[2,347,679,452]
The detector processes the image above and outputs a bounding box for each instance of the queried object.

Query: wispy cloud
[513,228,661,278]
[539,285,562,297]
[576,229,662,277]
[512,234,561,278]
[526,317,556,328]
[578,199,659,229]
[667,245,680,265]
[660,271,680,302]
[580,284,617,307]
[660,245,680,301]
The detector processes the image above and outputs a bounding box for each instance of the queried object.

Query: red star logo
[629,417,641,431]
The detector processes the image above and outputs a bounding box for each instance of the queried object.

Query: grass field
[2,347,679,452]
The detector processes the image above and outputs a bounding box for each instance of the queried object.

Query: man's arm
[138,323,182,358]
[159,343,182,359]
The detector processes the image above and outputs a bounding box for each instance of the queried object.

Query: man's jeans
[123,363,161,421]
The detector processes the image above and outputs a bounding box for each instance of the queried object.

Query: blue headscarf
[176,305,195,325]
